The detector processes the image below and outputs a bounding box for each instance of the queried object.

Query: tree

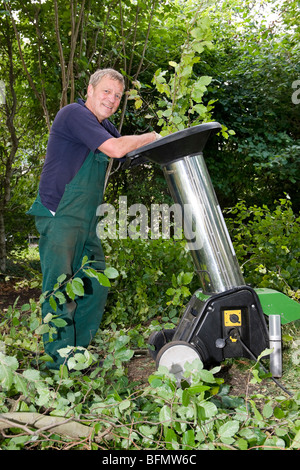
[0,10,23,271]
[0,0,166,270]
[201,0,300,209]
[1,0,299,271]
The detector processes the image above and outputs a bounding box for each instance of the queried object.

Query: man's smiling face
[85,76,124,122]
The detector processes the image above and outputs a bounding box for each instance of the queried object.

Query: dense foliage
[0,197,299,450]
[0,0,299,268]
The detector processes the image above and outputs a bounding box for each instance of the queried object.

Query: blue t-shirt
[39,99,120,211]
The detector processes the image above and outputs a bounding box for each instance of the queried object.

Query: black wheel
[155,340,202,384]
[148,328,176,359]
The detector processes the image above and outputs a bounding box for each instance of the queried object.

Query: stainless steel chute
[163,154,244,293]
[127,122,244,294]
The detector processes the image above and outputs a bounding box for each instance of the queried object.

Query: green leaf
[95,272,111,287]
[256,348,273,362]
[0,353,18,370]
[35,324,50,335]
[291,429,300,449]
[0,365,14,390]
[14,374,28,395]
[274,406,285,419]
[21,303,31,312]
[181,272,193,285]
[51,317,67,328]
[237,438,248,450]
[57,273,67,284]
[250,399,263,421]
[192,104,207,116]
[49,295,57,312]
[139,425,158,438]
[182,389,191,407]
[104,267,119,279]
[81,255,89,266]
[115,349,134,362]
[23,369,42,381]
[135,98,143,110]
[165,428,178,450]
[263,403,273,419]
[219,420,240,439]
[53,291,66,305]
[198,368,216,383]
[166,288,175,295]
[188,384,210,395]
[198,75,212,86]
[182,429,195,449]
[198,401,218,419]
[43,313,53,323]
[71,278,85,296]
[119,400,131,412]
[159,405,172,425]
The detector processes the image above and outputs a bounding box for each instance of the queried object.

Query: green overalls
[27,150,109,369]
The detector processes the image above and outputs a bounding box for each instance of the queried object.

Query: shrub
[226,198,300,299]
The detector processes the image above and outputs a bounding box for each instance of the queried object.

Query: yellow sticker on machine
[224,310,242,327]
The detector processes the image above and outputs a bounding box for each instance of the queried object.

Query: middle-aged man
[28,68,159,370]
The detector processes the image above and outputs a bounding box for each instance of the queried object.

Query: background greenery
[0,0,299,450]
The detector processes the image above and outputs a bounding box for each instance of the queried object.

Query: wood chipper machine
[125,123,300,384]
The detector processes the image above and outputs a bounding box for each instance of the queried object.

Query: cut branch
[0,412,98,441]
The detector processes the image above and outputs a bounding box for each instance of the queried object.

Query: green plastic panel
[255,288,300,325]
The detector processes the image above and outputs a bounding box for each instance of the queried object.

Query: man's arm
[98,132,158,159]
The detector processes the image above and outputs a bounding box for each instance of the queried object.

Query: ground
[0,278,296,399]
[0,279,36,311]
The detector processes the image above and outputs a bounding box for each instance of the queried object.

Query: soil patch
[0,279,41,311]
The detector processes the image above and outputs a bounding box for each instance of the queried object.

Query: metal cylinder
[269,315,282,378]
[163,153,245,294]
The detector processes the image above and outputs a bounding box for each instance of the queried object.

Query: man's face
[86,76,124,122]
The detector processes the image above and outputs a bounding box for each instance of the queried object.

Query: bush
[102,236,195,327]
[226,198,300,299]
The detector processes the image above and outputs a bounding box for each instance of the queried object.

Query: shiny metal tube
[269,315,282,378]
[163,153,245,293]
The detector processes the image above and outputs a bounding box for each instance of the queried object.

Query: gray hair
[89,69,125,89]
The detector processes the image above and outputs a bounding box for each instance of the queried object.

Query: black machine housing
[149,286,270,368]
